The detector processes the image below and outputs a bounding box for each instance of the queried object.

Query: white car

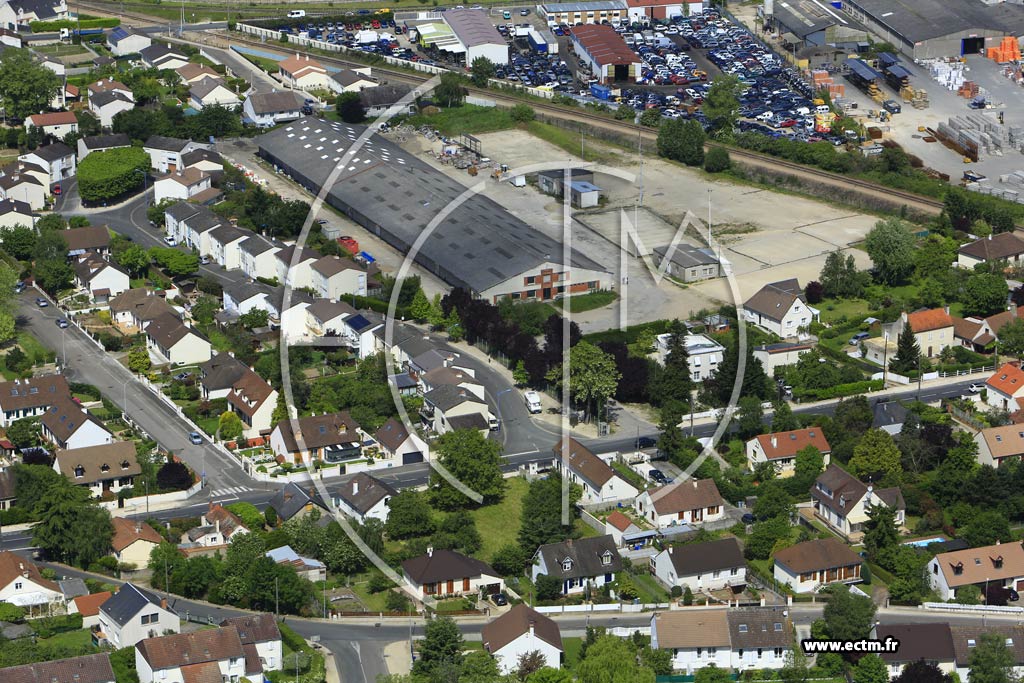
[163,236,176,246]
[968,383,983,394]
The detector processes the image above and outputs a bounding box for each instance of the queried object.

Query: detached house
[651,609,732,673]
[0,654,114,683]
[139,43,189,70]
[143,135,202,173]
[554,437,639,505]
[874,623,957,679]
[532,535,622,596]
[20,142,75,184]
[242,90,306,128]
[331,473,397,524]
[135,626,255,683]
[975,424,1024,467]
[108,289,177,331]
[958,232,1024,269]
[650,537,746,592]
[40,396,113,450]
[176,63,220,85]
[225,368,278,438]
[327,68,377,94]
[743,279,818,339]
[482,605,562,675]
[773,538,862,593]
[634,478,725,529]
[199,353,249,400]
[888,308,955,359]
[604,510,641,547]
[401,548,504,601]
[145,312,212,366]
[107,26,151,56]
[422,384,492,435]
[96,583,179,649]
[811,464,905,541]
[26,111,78,139]
[0,374,71,428]
[64,226,111,257]
[277,54,332,90]
[110,518,162,569]
[88,90,134,128]
[746,427,830,477]
[0,550,63,609]
[53,441,142,498]
[753,341,813,376]
[265,546,325,582]
[266,482,329,522]
[268,411,365,465]
[220,614,283,673]
[181,503,250,550]
[188,77,240,111]
[928,540,1024,601]
[0,197,33,229]
[153,168,212,204]
[77,133,131,161]
[73,254,129,303]
[373,417,428,465]
[986,362,1024,412]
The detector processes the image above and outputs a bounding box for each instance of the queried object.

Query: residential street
[17,292,254,494]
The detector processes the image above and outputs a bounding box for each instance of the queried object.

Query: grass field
[36,44,91,56]
[411,105,515,136]
[242,53,282,75]
[562,637,583,670]
[630,571,671,604]
[468,477,529,561]
[555,290,619,314]
[37,629,97,654]
[348,574,390,612]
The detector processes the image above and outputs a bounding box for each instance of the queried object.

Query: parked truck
[524,391,542,414]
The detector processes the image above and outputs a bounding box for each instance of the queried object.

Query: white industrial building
[412,9,509,66]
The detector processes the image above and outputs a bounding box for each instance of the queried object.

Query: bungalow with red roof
[69,590,112,628]
[987,362,1024,411]
[604,510,641,546]
[634,478,725,529]
[746,427,831,476]
[278,54,332,90]
[952,304,1021,353]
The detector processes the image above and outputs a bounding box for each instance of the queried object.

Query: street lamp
[134,168,148,193]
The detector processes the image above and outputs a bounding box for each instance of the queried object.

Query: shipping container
[590,83,611,100]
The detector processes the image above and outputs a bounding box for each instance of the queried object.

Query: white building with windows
[649,537,746,592]
[655,333,725,382]
[743,279,818,339]
[97,583,179,649]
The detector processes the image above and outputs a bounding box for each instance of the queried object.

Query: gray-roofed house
[256,118,611,303]
[239,235,282,281]
[180,148,223,178]
[242,90,307,128]
[139,43,189,70]
[73,253,129,303]
[402,547,504,601]
[19,142,75,184]
[189,77,241,111]
[311,254,369,298]
[554,437,638,505]
[220,614,283,673]
[143,135,203,173]
[327,68,377,94]
[331,473,397,524]
[209,223,248,269]
[422,384,492,435]
[199,353,249,400]
[88,89,134,127]
[108,288,177,331]
[274,245,321,289]
[652,244,721,282]
[772,538,862,593]
[359,83,415,117]
[0,653,115,683]
[373,417,428,464]
[144,312,212,366]
[107,25,151,56]
[96,582,178,649]
[727,607,795,671]
[0,169,45,210]
[170,203,222,254]
[77,133,130,160]
[650,537,746,592]
[811,464,905,541]
[222,280,277,319]
[634,477,725,529]
[40,396,113,450]
[872,623,956,678]
[743,279,818,339]
[0,196,33,230]
[0,0,69,26]
[58,577,89,601]
[63,226,111,257]
[531,535,622,596]
[266,482,329,522]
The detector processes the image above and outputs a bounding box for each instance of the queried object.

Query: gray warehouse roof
[256,117,609,295]
[444,9,506,48]
[845,0,1024,44]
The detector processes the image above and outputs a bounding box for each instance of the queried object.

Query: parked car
[56,318,68,328]
[741,512,756,524]
[968,383,983,394]
[849,332,870,345]
[163,236,177,246]
[649,468,668,484]
[636,436,657,449]
[36,297,48,307]
[491,592,508,606]
[199,256,210,265]
[174,371,192,381]
[188,432,204,445]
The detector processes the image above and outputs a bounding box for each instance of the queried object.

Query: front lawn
[37,628,97,655]
[630,571,671,604]
[562,637,583,670]
[555,290,619,314]
[348,574,390,612]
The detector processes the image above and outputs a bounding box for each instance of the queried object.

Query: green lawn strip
[18,331,56,365]
[348,575,390,612]
[241,53,282,75]
[468,477,529,561]
[562,637,584,670]
[524,120,621,164]
[410,105,515,136]
[553,290,619,314]
[574,518,600,539]
[37,629,98,655]
[630,571,670,604]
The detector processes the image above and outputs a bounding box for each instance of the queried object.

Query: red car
[52,184,61,195]
[776,119,798,128]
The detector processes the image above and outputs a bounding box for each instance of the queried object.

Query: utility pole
[275,576,279,616]
[882,332,889,387]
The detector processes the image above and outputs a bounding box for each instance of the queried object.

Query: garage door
[403,451,424,465]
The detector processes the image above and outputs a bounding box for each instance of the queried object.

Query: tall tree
[822,584,877,643]
[863,504,899,560]
[518,474,579,552]
[434,72,466,107]
[0,50,60,120]
[553,341,620,422]
[576,635,656,683]
[653,319,692,404]
[771,401,799,432]
[963,272,1010,318]
[334,92,366,124]
[412,616,464,681]
[890,322,921,375]
[469,56,495,87]
[894,660,953,683]
[854,654,889,683]
[848,429,903,484]
[430,429,505,509]
[792,445,825,493]
[702,74,743,134]
[385,490,436,539]
[969,632,1018,683]
[656,118,704,166]
[32,479,113,567]
[865,218,915,285]
[736,396,764,439]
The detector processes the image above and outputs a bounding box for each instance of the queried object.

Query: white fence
[923,601,1024,614]
[98,480,205,513]
[535,602,671,614]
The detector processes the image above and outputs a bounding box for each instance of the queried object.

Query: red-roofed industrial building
[570,24,641,83]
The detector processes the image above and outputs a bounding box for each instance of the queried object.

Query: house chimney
[160,597,167,609]
[944,305,950,315]
[668,546,673,555]
[692,479,698,489]
[529,620,535,637]
[352,480,359,496]
[770,435,777,449]
[427,546,433,557]
[215,518,220,533]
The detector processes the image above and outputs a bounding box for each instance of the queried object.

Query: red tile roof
[572,24,638,67]
[605,510,634,532]
[72,591,112,617]
[111,518,163,552]
[987,363,1024,397]
[27,111,78,127]
[906,308,953,333]
[753,427,831,460]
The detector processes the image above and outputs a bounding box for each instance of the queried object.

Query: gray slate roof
[267,482,328,521]
[535,535,622,580]
[423,384,485,412]
[100,583,173,626]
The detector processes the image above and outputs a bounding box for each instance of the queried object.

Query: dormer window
[738,624,748,633]
[29,387,38,394]
[994,556,1004,569]
[601,551,612,566]
[100,464,110,472]
[774,623,783,632]
[121,460,130,469]
[953,562,964,575]
[839,495,846,508]
[562,558,573,572]
[968,639,976,648]
[74,465,85,478]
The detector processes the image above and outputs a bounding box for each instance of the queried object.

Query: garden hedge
[78,147,149,202]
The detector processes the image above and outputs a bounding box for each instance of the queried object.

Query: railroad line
[80,0,947,217]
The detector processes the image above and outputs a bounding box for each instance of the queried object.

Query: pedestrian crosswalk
[210,486,253,497]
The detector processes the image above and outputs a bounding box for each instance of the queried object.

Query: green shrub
[31,18,119,31]
[31,613,83,638]
[78,147,150,203]
[704,146,731,173]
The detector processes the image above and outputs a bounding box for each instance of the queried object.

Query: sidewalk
[382,641,412,677]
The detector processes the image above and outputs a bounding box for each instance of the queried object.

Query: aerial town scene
[2,0,1024,682]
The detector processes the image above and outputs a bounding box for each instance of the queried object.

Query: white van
[524,391,542,414]
[815,104,830,115]
[287,10,306,18]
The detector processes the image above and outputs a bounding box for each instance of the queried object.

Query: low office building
[540,1,627,26]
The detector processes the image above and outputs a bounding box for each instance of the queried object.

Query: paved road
[17,293,254,494]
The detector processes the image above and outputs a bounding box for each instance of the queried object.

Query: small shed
[570,180,601,208]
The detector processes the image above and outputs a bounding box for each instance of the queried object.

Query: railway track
[81,0,947,217]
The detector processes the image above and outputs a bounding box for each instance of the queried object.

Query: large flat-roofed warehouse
[540,1,627,27]
[410,9,509,66]
[842,0,1024,59]
[257,118,612,302]
[571,24,641,83]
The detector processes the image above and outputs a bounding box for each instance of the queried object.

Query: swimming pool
[902,536,944,547]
